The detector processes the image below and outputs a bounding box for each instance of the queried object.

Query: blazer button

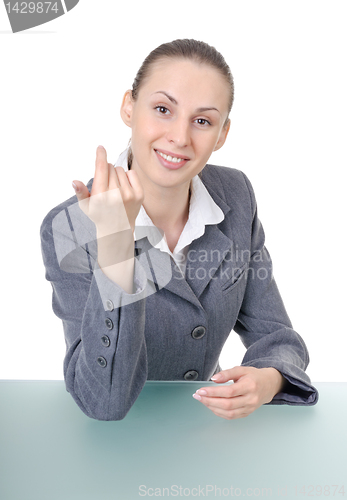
[105,318,113,330]
[184,370,199,381]
[191,326,206,339]
[101,335,110,347]
[106,299,114,312]
[97,356,107,368]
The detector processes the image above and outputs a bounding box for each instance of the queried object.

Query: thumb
[72,180,90,205]
[211,366,248,383]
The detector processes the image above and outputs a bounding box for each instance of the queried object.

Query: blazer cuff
[93,257,148,311]
[241,359,319,406]
[271,373,318,406]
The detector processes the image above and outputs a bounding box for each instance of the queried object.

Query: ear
[120,90,134,127]
[213,119,231,152]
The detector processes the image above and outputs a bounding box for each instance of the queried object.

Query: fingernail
[72,181,78,192]
[192,393,201,400]
[196,389,207,395]
[98,145,104,150]
[211,374,221,381]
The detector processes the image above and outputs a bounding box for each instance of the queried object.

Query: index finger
[195,382,241,398]
[126,169,144,195]
[91,145,109,195]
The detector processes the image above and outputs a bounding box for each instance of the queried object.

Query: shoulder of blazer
[40,192,80,238]
[200,164,256,218]
[41,179,94,237]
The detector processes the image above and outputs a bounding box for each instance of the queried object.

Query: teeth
[157,151,186,163]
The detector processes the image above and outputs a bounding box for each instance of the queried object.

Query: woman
[40,39,318,421]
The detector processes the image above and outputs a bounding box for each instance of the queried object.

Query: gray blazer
[40,164,319,421]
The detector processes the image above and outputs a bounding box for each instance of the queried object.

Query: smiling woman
[40,39,319,421]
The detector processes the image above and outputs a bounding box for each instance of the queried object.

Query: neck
[142,181,191,233]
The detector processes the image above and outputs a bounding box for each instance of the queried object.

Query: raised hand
[72,145,144,236]
[72,146,144,293]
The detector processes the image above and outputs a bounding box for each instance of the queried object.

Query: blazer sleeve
[234,172,319,406]
[40,201,150,421]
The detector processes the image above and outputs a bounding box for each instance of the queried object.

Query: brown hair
[128,39,234,169]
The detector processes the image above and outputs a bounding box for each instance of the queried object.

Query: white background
[0,0,346,382]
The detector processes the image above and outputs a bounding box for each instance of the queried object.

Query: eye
[195,118,211,126]
[155,105,170,115]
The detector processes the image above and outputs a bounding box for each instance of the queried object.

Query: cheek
[133,114,163,144]
[194,136,218,160]
[192,128,220,150]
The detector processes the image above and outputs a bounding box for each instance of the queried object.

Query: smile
[155,150,188,163]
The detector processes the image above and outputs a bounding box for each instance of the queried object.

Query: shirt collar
[114,148,225,254]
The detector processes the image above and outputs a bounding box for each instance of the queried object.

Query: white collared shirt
[114,148,225,276]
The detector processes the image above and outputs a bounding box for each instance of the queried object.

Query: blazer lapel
[135,238,202,309]
[183,182,233,298]
[184,224,233,298]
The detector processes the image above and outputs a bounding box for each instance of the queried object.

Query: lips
[155,149,190,161]
[154,149,190,170]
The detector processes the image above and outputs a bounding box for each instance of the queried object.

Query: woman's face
[121,58,230,191]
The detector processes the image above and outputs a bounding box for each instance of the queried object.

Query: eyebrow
[152,91,221,115]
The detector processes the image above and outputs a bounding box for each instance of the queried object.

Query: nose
[166,117,191,148]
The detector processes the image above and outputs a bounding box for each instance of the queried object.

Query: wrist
[97,229,134,268]
[96,226,133,240]
[263,367,286,397]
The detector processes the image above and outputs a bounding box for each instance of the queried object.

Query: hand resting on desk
[193,366,286,420]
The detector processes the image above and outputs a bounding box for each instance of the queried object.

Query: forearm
[63,270,148,421]
[97,229,135,294]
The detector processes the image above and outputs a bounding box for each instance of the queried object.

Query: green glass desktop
[0,380,345,500]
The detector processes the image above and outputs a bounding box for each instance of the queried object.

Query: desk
[0,381,345,500]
